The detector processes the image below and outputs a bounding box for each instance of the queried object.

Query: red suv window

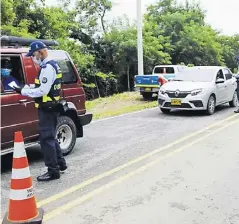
[48,50,77,84]
[1,55,25,93]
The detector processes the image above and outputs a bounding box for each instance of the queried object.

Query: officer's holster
[40,100,68,113]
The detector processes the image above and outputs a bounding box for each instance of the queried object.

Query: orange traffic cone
[2,131,44,224]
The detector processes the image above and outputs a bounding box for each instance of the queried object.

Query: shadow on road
[138,96,158,102]
[1,146,43,173]
[159,105,232,117]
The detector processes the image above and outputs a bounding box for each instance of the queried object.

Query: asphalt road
[47,116,239,224]
[1,105,238,222]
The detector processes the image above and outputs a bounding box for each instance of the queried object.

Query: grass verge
[86,92,158,120]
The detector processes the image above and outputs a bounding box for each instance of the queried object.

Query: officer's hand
[13,87,23,94]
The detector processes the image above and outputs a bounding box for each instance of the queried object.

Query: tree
[144,0,223,65]
[75,0,112,35]
[2,0,239,99]
[218,35,239,71]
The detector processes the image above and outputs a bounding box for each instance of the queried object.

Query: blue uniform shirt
[2,75,21,91]
[21,57,57,98]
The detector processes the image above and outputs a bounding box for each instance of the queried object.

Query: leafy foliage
[1,0,239,99]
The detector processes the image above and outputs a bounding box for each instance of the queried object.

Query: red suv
[1,36,92,156]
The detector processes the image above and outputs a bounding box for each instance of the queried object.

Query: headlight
[191,89,204,96]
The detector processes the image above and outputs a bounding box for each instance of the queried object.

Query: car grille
[166,91,190,98]
[164,102,192,108]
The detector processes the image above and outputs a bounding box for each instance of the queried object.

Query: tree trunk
[94,75,101,98]
[100,10,106,34]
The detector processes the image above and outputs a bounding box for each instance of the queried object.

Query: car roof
[192,66,225,69]
[154,65,186,67]
[183,66,225,72]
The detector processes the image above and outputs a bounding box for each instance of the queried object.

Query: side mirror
[216,78,224,84]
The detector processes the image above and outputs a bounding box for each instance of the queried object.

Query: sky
[47,0,238,36]
[105,0,238,36]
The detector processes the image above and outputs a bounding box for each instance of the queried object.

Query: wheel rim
[56,124,73,151]
[209,97,215,113]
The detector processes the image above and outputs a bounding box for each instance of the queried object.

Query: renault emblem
[175,90,180,97]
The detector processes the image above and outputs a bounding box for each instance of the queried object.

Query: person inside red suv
[1,58,21,91]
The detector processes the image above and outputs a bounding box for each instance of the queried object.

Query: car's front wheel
[205,95,216,115]
[56,116,77,156]
[229,90,238,107]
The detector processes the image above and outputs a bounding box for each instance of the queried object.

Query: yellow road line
[43,115,239,222]
[37,113,239,207]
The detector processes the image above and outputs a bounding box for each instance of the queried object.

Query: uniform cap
[26,41,47,56]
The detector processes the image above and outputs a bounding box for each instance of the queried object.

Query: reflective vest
[34,60,62,109]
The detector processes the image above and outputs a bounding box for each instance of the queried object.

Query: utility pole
[137,0,144,75]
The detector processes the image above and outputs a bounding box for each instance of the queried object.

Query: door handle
[19,99,28,103]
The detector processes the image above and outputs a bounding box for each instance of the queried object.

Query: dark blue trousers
[237,79,239,100]
[38,109,66,174]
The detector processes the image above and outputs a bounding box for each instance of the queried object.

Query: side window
[56,59,77,84]
[223,68,232,80]
[216,69,224,80]
[48,50,77,84]
[154,67,175,74]
[1,55,25,94]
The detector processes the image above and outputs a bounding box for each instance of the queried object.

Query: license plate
[145,88,151,91]
[171,99,181,106]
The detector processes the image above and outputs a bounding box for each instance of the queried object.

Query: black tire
[229,91,237,107]
[160,108,171,114]
[205,95,216,115]
[142,92,152,100]
[56,116,77,156]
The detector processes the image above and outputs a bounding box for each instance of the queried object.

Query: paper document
[8,81,20,89]
[22,84,35,89]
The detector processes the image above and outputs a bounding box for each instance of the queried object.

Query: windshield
[175,69,215,82]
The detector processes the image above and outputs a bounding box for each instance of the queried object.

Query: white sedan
[158,66,238,115]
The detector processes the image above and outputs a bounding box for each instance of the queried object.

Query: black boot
[37,171,60,181]
[59,164,68,171]
[234,109,239,113]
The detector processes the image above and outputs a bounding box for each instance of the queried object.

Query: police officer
[13,41,67,181]
[235,56,239,113]
[234,75,239,113]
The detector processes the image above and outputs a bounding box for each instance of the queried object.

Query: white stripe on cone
[12,167,31,179]
[13,142,26,158]
[10,186,35,200]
